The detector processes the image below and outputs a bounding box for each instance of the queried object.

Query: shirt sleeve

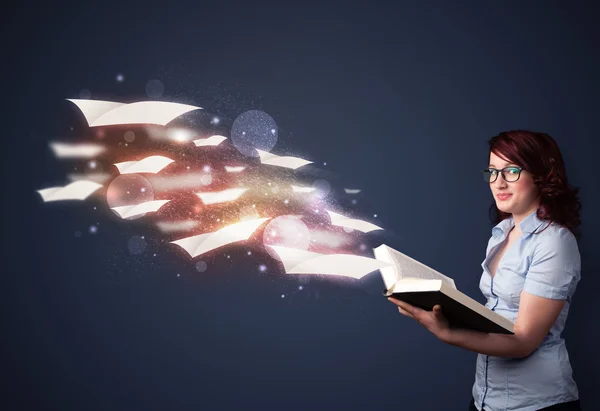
[523,229,581,300]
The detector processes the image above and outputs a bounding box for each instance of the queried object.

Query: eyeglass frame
[481,166,524,183]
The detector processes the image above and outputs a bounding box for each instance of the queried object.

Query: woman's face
[488,151,539,218]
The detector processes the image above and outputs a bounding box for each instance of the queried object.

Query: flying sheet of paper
[156,220,199,233]
[193,135,228,147]
[66,99,125,125]
[50,142,106,159]
[67,99,202,127]
[291,185,316,193]
[224,166,246,173]
[171,217,271,258]
[111,200,171,219]
[255,149,313,170]
[266,245,392,280]
[114,155,174,174]
[196,188,248,205]
[344,188,362,194]
[326,210,383,233]
[37,180,103,202]
[67,173,113,184]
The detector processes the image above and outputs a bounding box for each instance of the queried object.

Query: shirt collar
[492,209,547,239]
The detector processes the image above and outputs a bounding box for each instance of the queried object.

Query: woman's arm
[388,291,565,358]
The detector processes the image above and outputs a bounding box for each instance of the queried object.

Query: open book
[373,244,514,334]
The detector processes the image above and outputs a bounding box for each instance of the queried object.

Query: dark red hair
[487,130,582,238]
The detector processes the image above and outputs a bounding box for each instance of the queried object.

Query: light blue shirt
[472,209,581,411]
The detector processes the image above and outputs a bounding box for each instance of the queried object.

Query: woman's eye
[507,168,519,174]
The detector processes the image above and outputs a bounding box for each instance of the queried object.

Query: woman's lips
[497,194,512,201]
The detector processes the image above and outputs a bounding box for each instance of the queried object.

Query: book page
[373,244,456,289]
[391,249,456,288]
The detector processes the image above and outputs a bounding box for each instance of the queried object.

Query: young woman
[388,130,582,411]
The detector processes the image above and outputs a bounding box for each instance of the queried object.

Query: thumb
[433,305,442,314]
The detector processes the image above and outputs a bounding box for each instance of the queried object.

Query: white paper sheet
[291,185,316,193]
[37,180,103,202]
[193,135,228,147]
[67,99,202,127]
[50,142,106,158]
[266,245,392,280]
[196,188,248,205]
[114,155,174,174]
[255,149,312,170]
[111,199,170,219]
[326,210,383,233]
[171,217,271,258]
[224,166,246,173]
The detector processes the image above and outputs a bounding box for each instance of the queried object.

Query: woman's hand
[388,297,451,342]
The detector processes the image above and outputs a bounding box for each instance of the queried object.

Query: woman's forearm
[441,327,533,358]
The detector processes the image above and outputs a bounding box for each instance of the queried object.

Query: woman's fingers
[397,306,416,319]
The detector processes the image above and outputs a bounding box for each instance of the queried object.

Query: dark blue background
[3,2,599,410]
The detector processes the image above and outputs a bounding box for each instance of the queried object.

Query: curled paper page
[373,244,456,290]
[344,188,362,194]
[50,142,106,159]
[224,166,246,173]
[114,155,174,174]
[326,210,383,233]
[111,200,170,219]
[65,99,125,125]
[193,135,228,147]
[67,99,202,127]
[266,245,392,280]
[37,180,103,202]
[171,217,271,258]
[196,188,248,205]
[291,185,316,193]
[255,149,312,170]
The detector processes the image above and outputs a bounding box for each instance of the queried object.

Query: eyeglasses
[481,166,523,183]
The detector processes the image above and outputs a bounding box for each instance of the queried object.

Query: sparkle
[374,214,378,218]
[259,264,267,272]
[116,73,125,82]
[323,162,327,166]
[89,225,97,234]
[352,199,357,205]
[211,117,220,125]
[140,187,146,193]
[93,206,97,210]
[298,285,303,290]
[247,251,252,255]
[203,165,211,172]
[227,255,230,259]
[284,199,289,204]
[177,273,180,277]
[281,294,285,298]
[153,253,157,257]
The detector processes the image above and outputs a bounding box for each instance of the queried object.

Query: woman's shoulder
[531,221,580,262]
